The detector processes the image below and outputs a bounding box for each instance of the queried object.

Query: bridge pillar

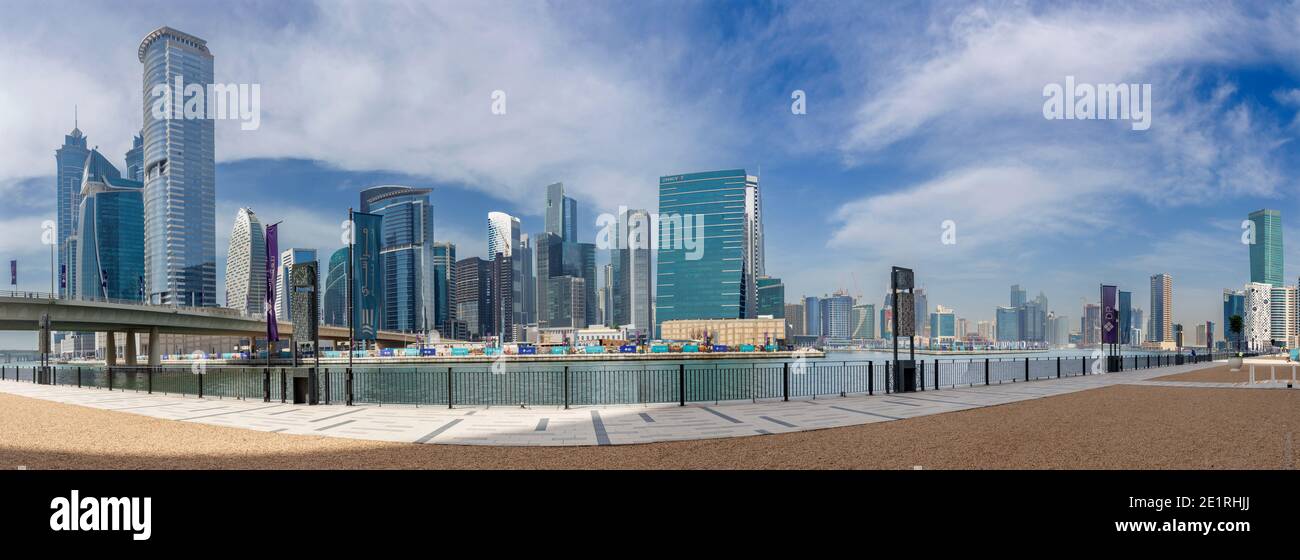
[125,331,138,366]
[105,331,117,366]
[148,327,161,366]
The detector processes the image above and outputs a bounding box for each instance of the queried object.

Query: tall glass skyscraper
[1248,209,1283,288]
[55,119,89,298]
[545,182,577,242]
[139,27,217,306]
[654,170,763,335]
[74,150,144,301]
[755,276,784,319]
[361,185,435,333]
[1222,289,1245,349]
[488,212,522,340]
[819,294,853,343]
[323,248,349,327]
[1118,290,1132,345]
[611,208,654,330]
[1150,273,1173,343]
[431,242,457,337]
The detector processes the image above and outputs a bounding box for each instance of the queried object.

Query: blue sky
[1,0,1299,348]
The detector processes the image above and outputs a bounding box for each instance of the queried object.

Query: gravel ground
[1155,363,1300,383]
[1,384,1297,469]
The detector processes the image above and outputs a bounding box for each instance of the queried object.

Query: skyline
[2,1,1300,348]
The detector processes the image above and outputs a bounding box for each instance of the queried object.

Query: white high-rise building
[1270,285,1298,347]
[1244,282,1272,350]
[488,211,523,337]
[223,208,266,316]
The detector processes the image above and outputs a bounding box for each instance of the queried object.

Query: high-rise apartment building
[55,119,89,298]
[361,185,435,333]
[223,208,265,316]
[1248,209,1283,288]
[1149,273,1173,343]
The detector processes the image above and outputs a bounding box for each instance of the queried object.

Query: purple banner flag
[1101,284,1118,345]
[265,223,280,342]
[59,264,66,289]
[9,260,15,286]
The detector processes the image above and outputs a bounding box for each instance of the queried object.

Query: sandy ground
[1155,363,1300,384]
[1,385,1297,469]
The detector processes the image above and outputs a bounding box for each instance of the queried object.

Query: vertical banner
[59,264,66,289]
[265,223,280,342]
[1101,284,1118,345]
[352,211,382,341]
[9,260,15,285]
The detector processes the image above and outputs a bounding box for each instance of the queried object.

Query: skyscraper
[1222,289,1245,349]
[804,295,821,337]
[1010,285,1027,308]
[1248,209,1283,288]
[517,234,535,326]
[125,132,143,181]
[275,248,317,324]
[1244,282,1272,350]
[784,303,805,337]
[223,208,265,316]
[819,293,853,343]
[996,306,1019,342]
[1150,273,1173,343]
[1118,290,1132,345]
[851,303,875,340]
[139,27,217,306]
[454,257,492,340]
[930,306,956,345]
[611,208,653,330]
[55,117,89,298]
[432,242,457,337]
[74,150,144,302]
[755,277,785,318]
[654,170,763,335]
[545,182,577,242]
[488,212,522,341]
[323,248,349,327]
[361,185,435,333]
[1270,285,1297,347]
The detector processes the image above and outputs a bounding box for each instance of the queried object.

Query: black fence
[0,351,1242,408]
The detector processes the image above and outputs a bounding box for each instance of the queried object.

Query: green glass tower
[1249,209,1283,288]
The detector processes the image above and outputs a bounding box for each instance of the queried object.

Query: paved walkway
[0,361,1256,446]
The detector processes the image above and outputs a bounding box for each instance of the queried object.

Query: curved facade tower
[360,185,435,333]
[75,149,144,301]
[139,27,216,306]
[322,247,349,327]
[224,208,266,316]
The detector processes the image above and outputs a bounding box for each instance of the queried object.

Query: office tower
[1010,285,1027,308]
[517,234,535,325]
[996,306,1019,342]
[976,320,992,341]
[275,248,317,324]
[957,317,969,340]
[55,116,89,298]
[323,248,349,326]
[533,232,560,327]
[880,306,893,339]
[360,185,435,333]
[851,303,875,340]
[804,295,822,337]
[139,27,217,306]
[545,182,577,242]
[1118,290,1132,345]
[1244,282,1272,350]
[223,208,265,316]
[1222,289,1245,349]
[914,288,929,338]
[611,208,654,330]
[454,257,492,339]
[1018,299,1045,342]
[125,132,143,181]
[654,170,763,335]
[1150,273,1173,343]
[1270,285,1297,347]
[930,305,956,344]
[784,303,805,337]
[1083,303,1101,345]
[600,263,613,326]
[491,250,514,341]
[1130,308,1144,345]
[1046,313,1068,346]
[488,212,522,340]
[547,275,587,329]
[74,149,144,301]
[431,242,457,337]
[1248,209,1283,288]
[819,293,853,343]
[756,277,785,318]
[1195,324,1207,347]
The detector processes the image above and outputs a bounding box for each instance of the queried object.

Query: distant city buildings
[322,248,349,327]
[995,306,1018,342]
[74,149,144,302]
[223,208,265,316]
[1118,290,1132,345]
[361,185,435,334]
[454,257,492,339]
[929,305,955,346]
[1149,273,1173,343]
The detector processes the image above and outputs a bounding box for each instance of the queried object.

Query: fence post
[263,368,270,402]
[1024,358,1029,382]
[868,361,874,396]
[563,366,570,410]
[1082,356,1086,376]
[445,367,452,409]
[346,367,354,406]
[280,368,286,403]
[919,361,925,391]
[932,359,939,390]
[77,367,81,388]
[324,368,330,405]
[198,371,204,399]
[1057,356,1061,378]
[108,368,113,391]
[984,358,990,385]
[884,360,891,394]
[681,363,688,406]
[148,369,153,394]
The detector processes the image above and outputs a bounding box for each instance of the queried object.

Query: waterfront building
[1046,313,1069,346]
[820,293,853,344]
[74,149,144,302]
[659,317,784,347]
[1082,303,1101,346]
[654,170,763,335]
[223,208,266,316]
[275,248,317,324]
[1149,273,1173,343]
[1010,284,1027,308]
[976,320,992,341]
[851,303,876,340]
[547,275,587,329]
[1244,282,1272,350]
[454,257,492,339]
[784,303,805,337]
[432,242,457,337]
[1018,299,1046,343]
[1248,209,1284,288]
[139,27,217,306]
[517,234,535,326]
[322,248,348,326]
[488,212,522,341]
[1118,290,1132,345]
[930,305,956,346]
[361,185,435,333]
[1195,324,1207,347]
[995,306,1019,342]
[56,118,89,299]
[1222,289,1245,349]
[804,295,822,337]
[1270,285,1298,347]
[1131,308,1145,345]
[755,276,785,319]
[611,208,654,330]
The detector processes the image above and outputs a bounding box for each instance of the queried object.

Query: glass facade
[611,208,654,329]
[56,124,89,298]
[361,185,435,333]
[996,306,1019,342]
[819,294,853,342]
[75,150,144,301]
[432,242,456,336]
[1118,290,1132,345]
[655,170,762,337]
[323,247,349,327]
[1222,289,1245,349]
[1249,209,1283,288]
[755,276,784,318]
[139,27,217,306]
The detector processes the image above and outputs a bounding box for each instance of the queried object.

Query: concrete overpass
[0,291,419,366]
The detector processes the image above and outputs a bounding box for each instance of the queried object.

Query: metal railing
[0,351,1246,408]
